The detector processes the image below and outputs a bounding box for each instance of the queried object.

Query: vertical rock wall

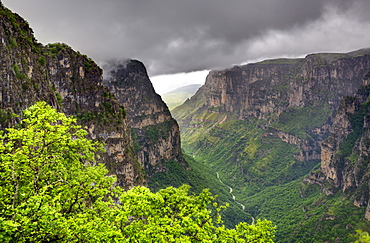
[103,60,186,177]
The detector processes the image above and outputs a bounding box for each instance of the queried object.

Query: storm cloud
[2,0,370,76]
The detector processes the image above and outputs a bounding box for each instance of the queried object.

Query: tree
[116,185,275,242]
[0,101,116,241]
[0,102,275,242]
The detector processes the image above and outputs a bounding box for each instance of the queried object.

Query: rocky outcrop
[306,76,370,219]
[103,60,186,177]
[264,129,322,161]
[202,62,293,119]
[319,96,360,188]
[0,5,145,188]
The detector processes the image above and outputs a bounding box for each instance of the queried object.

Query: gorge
[0,2,370,242]
[173,50,370,242]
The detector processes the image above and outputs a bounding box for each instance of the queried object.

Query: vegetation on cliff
[0,4,145,188]
[103,60,185,178]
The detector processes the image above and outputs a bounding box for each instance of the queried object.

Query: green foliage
[243,179,368,242]
[172,52,370,242]
[272,105,331,138]
[119,107,126,119]
[118,185,275,242]
[36,56,46,66]
[144,125,160,141]
[9,37,17,47]
[55,92,63,105]
[172,88,206,121]
[75,111,98,122]
[354,230,370,243]
[12,64,27,80]
[0,109,16,126]
[338,96,370,158]
[102,91,113,98]
[0,102,275,242]
[143,121,173,142]
[154,154,256,227]
[0,101,110,241]
[0,5,36,49]
[178,108,366,241]
[84,56,94,71]
[103,101,113,113]
[76,104,125,125]
[131,129,141,152]
[181,118,317,196]
[175,88,367,242]
[45,43,72,57]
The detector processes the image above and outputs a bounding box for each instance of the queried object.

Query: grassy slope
[180,113,321,193]
[246,179,368,243]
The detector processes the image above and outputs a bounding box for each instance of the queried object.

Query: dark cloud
[2,0,370,76]
[101,59,131,81]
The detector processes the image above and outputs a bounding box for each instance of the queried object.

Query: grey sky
[2,0,370,77]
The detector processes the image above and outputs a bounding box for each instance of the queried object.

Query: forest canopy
[0,102,275,242]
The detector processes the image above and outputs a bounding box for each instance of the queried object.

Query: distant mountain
[162,84,202,110]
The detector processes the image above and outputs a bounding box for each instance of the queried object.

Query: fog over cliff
[2,0,370,78]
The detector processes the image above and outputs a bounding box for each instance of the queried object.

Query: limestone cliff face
[175,51,370,164]
[200,52,370,120]
[203,63,292,119]
[307,76,370,219]
[0,5,145,188]
[103,60,185,177]
[318,96,360,189]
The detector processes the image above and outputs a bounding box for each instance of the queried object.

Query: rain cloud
[2,0,370,76]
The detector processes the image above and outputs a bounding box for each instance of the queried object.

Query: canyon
[1,3,370,241]
[173,50,370,242]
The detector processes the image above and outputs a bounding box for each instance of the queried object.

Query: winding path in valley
[216,172,255,224]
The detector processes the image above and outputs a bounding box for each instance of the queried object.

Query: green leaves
[0,102,275,242]
[0,101,112,241]
[114,185,275,242]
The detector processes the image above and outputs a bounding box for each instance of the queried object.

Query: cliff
[306,73,370,219]
[174,50,370,169]
[0,4,145,188]
[103,60,186,178]
[178,51,370,120]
